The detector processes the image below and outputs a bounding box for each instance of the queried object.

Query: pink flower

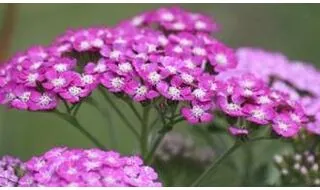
[156,77,191,101]
[100,72,126,93]
[124,80,159,102]
[208,42,237,72]
[243,104,275,125]
[216,95,244,117]
[181,103,213,124]
[20,147,161,187]
[29,92,58,111]
[272,114,300,137]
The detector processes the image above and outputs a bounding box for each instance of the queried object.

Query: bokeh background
[0,4,319,186]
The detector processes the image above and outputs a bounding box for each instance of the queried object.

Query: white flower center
[103,176,116,184]
[290,113,300,122]
[110,50,121,60]
[215,53,228,65]
[94,63,107,73]
[82,75,94,84]
[68,86,82,96]
[161,12,174,21]
[158,36,168,46]
[27,73,38,83]
[20,92,31,102]
[168,87,180,99]
[114,37,127,44]
[191,106,205,118]
[111,77,124,89]
[252,109,265,120]
[167,66,177,74]
[92,39,103,48]
[180,39,192,46]
[136,86,148,96]
[147,44,157,53]
[38,94,52,106]
[52,78,66,87]
[184,59,196,69]
[148,72,161,84]
[193,88,206,99]
[131,16,144,26]
[195,21,207,29]
[67,167,77,175]
[80,41,90,50]
[278,122,288,131]
[258,96,271,104]
[227,103,240,111]
[241,80,254,88]
[119,62,132,73]
[31,62,42,70]
[181,73,194,84]
[193,47,207,56]
[173,22,186,30]
[173,46,183,53]
[54,64,68,72]
[243,89,253,96]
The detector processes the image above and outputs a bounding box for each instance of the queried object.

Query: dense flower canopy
[218,48,319,136]
[18,147,161,187]
[0,7,309,138]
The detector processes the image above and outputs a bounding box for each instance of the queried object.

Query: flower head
[20,147,161,187]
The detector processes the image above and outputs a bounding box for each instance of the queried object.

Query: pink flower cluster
[123,7,218,33]
[215,73,307,137]
[221,47,319,135]
[0,7,309,137]
[0,7,236,120]
[19,147,161,187]
[0,156,24,187]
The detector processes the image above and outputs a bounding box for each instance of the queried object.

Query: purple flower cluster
[0,156,24,187]
[0,7,236,123]
[123,7,218,33]
[215,73,307,137]
[0,7,309,137]
[19,147,161,187]
[221,47,319,135]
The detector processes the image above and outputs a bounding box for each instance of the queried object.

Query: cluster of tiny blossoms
[0,7,236,123]
[216,72,308,137]
[274,151,320,186]
[0,7,308,137]
[221,48,319,135]
[18,147,161,187]
[0,156,24,187]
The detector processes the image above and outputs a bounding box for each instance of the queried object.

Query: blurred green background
[0,4,319,186]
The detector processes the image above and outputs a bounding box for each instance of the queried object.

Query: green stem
[145,131,166,164]
[145,117,183,164]
[191,136,276,186]
[141,106,150,159]
[72,102,82,117]
[98,87,140,139]
[86,97,118,149]
[124,100,143,123]
[52,110,106,150]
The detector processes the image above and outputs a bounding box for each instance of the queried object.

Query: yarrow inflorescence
[18,147,161,187]
[0,156,24,187]
[219,48,319,136]
[0,7,309,137]
[0,7,235,122]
